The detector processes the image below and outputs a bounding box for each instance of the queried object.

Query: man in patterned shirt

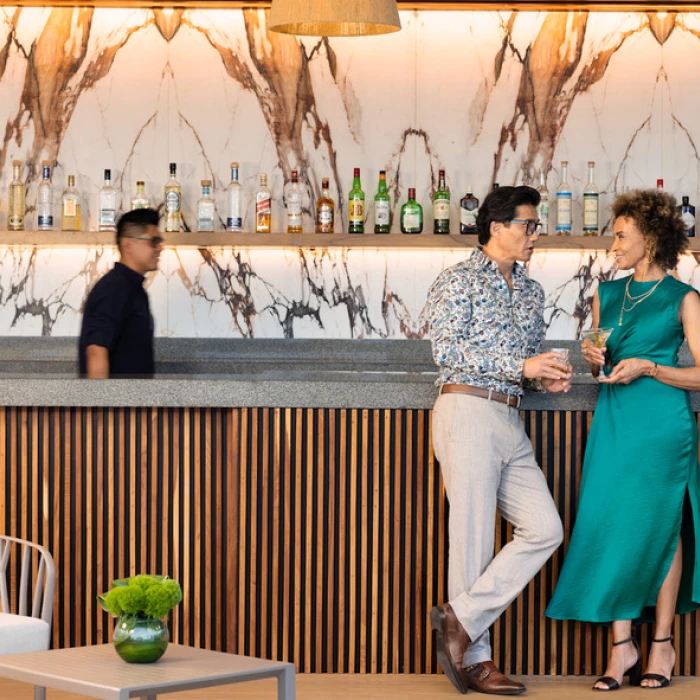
[427,185,572,695]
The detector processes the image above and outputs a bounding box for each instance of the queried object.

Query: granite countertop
[0,337,691,409]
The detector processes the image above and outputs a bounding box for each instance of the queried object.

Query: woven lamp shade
[269,0,401,36]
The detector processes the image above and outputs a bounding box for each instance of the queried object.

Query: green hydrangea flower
[98,575,183,619]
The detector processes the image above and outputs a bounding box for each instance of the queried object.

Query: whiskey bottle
[164,162,181,232]
[400,188,423,234]
[61,175,81,231]
[227,162,243,232]
[679,196,695,237]
[197,179,215,232]
[374,170,390,234]
[582,161,599,236]
[256,173,271,233]
[37,161,54,231]
[8,160,25,231]
[459,185,478,235]
[286,169,303,233]
[99,169,117,232]
[433,169,450,234]
[131,181,151,210]
[555,160,572,235]
[348,168,364,234]
[536,171,549,235]
[315,178,335,233]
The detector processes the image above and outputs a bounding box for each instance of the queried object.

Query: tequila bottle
[555,160,572,235]
[315,177,335,233]
[256,173,271,233]
[131,181,151,210]
[400,188,423,234]
[61,175,81,231]
[197,179,215,232]
[348,168,364,234]
[227,162,243,232]
[459,185,478,235]
[433,169,450,235]
[37,161,54,231]
[374,170,390,234]
[582,161,599,236]
[164,162,181,232]
[99,169,117,232]
[536,171,549,235]
[286,169,303,233]
[8,160,25,231]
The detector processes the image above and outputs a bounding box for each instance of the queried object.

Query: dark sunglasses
[123,235,165,247]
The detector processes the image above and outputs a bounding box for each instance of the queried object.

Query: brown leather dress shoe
[464,661,525,696]
[430,603,470,694]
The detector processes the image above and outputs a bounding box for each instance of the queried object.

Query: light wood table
[0,644,295,699]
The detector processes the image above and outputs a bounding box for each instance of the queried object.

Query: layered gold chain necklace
[618,275,665,326]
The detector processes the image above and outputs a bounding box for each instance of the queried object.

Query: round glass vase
[113,614,169,663]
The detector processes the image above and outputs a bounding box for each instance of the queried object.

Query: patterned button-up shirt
[427,248,545,397]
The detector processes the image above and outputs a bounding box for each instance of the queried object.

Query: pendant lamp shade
[269,0,401,37]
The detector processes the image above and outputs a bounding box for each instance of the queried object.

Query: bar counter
[1,338,699,679]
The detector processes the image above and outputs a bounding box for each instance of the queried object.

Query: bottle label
[537,202,549,234]
[256,195,271,215]
[375,201,390,225]
[682,211,695,232]
[9,215,23,228]
[556,192,572,230]
[460,206,478,227]
[227,217,243,228]
[403,213,420,229]
[100,209,116,226]
[433,198,450,222]
[583,194,599,230]
[318,205,333,226]
[288,211,302,227]
[349,198,364,222]
[165,190,180,212]
[38,215,53,227]
[42,166,51,180]
[64,199,76,217]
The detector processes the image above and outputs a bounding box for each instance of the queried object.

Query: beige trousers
[432,393,563,666]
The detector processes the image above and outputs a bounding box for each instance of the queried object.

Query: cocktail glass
[581,327,614,374]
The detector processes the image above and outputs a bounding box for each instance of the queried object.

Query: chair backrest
[0,535,56,627]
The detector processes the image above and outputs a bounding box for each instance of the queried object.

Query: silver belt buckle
[487,388,494,402]
[511,394,522,409]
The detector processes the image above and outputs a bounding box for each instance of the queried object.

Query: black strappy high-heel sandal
[641,635,674,689]
[593,635,642,691]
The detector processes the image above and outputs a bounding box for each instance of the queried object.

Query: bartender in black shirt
[79,208,162,378]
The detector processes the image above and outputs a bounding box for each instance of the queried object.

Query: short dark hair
[116,208,160,250]
[611,190,688,270]
[475,185,540,245]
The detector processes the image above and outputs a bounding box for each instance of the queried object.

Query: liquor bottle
[657,179,664,191]
[226,162,243,232]
[197,179,215,232]
[400,188,423,234]
[37,161,53,231]
[98,169,117,232]
[493,182,500,191]
[348,168,364,234]
[582,161,599,236]
[286,169,303,233]
[164,162,181,232]
[555,160,572,235]
[536,171,549,235]
[255,173,271,233]
[131,181,151,210]
[433,169,450,235]
[374,170,390,234]
[315,177,335,233]
[8,160,25,231]
[459,185,479,235]
[61,175,81,231]
[679,196,695,237]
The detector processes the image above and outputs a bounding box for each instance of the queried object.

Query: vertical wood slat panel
[0,406,698,675]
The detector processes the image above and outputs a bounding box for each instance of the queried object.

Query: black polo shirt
[79,262,155,377]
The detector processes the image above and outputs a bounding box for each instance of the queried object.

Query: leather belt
[440,384,521,409]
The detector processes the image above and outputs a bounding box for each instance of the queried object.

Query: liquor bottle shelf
[0,230,698,252]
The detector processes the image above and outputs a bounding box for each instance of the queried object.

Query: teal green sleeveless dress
[546,276,700,623]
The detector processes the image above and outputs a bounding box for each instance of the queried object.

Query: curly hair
[611,190,688,270]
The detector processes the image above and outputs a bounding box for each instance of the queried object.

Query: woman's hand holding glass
[580,338,606,368]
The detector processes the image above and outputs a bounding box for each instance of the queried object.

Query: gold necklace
[618,275,665,326]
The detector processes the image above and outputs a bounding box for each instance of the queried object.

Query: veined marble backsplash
[1,7,700,339]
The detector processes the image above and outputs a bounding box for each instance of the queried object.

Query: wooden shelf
[0,231,698,252]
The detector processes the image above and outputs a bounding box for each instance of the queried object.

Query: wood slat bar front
[0,406,697,675]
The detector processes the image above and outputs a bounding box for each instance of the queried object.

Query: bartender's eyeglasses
[123,235,164,247]
[508,219,541,236]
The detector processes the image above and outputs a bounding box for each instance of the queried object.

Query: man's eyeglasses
[508,219,541,236]
[123,235,165,247]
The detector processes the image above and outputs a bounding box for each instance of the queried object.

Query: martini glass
[581,327,614,375]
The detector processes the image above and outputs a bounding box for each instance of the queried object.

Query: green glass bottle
[433,168,450,234]
[374,170,391,234]
[400,188,423,234]
[348,167,364,234]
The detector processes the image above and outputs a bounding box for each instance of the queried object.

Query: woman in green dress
[546,190,700,691]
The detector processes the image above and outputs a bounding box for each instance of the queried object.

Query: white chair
[0,535,55,700]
